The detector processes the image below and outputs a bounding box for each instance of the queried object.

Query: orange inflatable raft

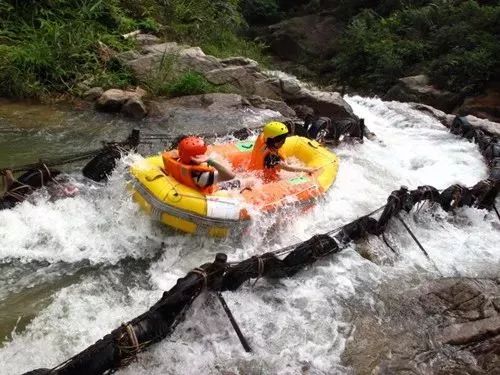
[129,136,339,237]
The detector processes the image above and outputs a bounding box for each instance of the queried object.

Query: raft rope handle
[307,141,319,149]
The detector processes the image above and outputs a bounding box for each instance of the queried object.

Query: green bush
[165,72,221,97]
[333,1,500,93]
[0,0,143,97]
[241,0,281,25]
[142,51,223,98]
[0,0,269,98]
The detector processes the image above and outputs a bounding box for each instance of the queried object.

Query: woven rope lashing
[409,185,441,204]
[470,179,499,209]
[335,216,379,243]
[439,184,474,211]
[376,187,412,232]
[279,235,339,277]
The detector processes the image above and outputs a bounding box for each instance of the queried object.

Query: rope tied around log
[116,323,144,367]
[191,268,209,290]
[251,257,265,287]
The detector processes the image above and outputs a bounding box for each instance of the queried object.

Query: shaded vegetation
[241,0,499,94]
[333,0,500,93]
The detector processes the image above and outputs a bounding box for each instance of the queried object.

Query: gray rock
[385,74,463,113]
[147,93,283,135]
[463,115,500,137]
[411,103,500,137]
[253,78,282,100]
[439,316,500,345]
[134,33,161,46]
[83,87,104,101]
[118,42,222,81]
[122,97,147,119]
[247,96,295,118]
[458,87,500,123]
[342,277,500,374]
[95,88,146,113]
[409,103,456,127]
[279,76,302,96]
[220,57,259,70]
[286,88,356,121]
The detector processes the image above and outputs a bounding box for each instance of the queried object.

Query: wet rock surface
[145,93,284,135]
[385,75,463,114]
[342,277,500,374]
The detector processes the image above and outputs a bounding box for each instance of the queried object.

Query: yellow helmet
[263,121,288,140]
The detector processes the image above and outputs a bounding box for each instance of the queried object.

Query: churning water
[0,96,498,374]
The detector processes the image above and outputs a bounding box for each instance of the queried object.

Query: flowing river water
[0,96,498,374]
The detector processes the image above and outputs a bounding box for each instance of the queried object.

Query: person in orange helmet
[163,136,237,193]
[249,121,318,182]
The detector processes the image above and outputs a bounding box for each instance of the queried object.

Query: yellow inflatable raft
[129,136,338,237]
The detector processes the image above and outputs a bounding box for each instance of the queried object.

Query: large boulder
[461,115,500,137]
[385,74,463,113]
[117,42,223,81]
[122,97,148,119]
[260,15,342,61]
[95,88,147,117]
[271,73,355,120]
[205,66,282,100]
[133,33,161,46]
[409,103,456,128]
[246,95,296,118]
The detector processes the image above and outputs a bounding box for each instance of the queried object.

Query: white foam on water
[0,155,163,264]
[1,96,499,374]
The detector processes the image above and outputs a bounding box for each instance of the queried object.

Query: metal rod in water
[216,291,252,353]
[396,214,443,276]
[494,204,500,222]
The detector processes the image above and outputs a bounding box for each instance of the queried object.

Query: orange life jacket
[162,152,217,194]
[248,134,281,182]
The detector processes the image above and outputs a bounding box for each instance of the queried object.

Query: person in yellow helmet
[248,121,317,182]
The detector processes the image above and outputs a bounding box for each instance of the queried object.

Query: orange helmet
[178,136,207,164]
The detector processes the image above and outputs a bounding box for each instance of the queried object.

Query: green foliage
[241,0,281,25]
[166,72,221,97]
[142,53,222,97]
[0,0,147,97]
[333,1,500,92]
[158,0,268,61]
[0,0,268,98]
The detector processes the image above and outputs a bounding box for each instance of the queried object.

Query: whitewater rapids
[0,96,498,374]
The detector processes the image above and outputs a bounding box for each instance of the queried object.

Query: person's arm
[207,158,235,181]
[279,161,319,174]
